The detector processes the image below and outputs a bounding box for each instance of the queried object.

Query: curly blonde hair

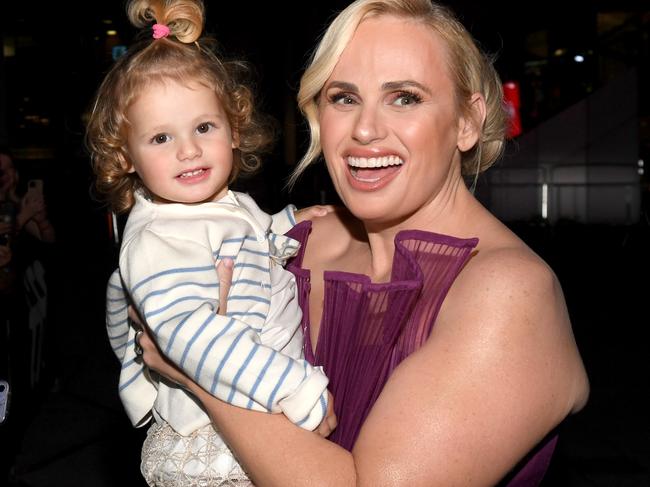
[86,0,274,213]
[289,0,507,187]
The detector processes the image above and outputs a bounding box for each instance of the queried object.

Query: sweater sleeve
[106,268,157,428]
[259,263,329,430]
[270,204,297,235]
[120,229,328,429]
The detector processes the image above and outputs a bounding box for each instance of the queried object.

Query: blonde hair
[87,0,273,213]
[290,0,506,187]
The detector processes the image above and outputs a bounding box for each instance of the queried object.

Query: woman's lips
[345,155,404,189]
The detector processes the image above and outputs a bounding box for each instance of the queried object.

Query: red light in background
[503,81,522,138]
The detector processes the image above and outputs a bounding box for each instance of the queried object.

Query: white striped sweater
[106,190,328,435]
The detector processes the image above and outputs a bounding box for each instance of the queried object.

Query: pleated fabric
[286,221,559,486]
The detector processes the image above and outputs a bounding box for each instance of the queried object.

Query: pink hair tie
[152,23,171,39]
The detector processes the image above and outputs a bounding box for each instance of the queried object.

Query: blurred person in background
[1,146,57,481]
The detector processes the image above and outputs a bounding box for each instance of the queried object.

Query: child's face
[125,80,236,204]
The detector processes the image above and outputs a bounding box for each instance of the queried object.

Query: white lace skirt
[141,419,253,487]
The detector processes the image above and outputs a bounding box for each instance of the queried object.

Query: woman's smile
[346,155,404,189]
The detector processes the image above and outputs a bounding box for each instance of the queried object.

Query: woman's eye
[152,134,169,144]
[392,91,422,106]
[329,93,357,105]
[197,122,213,134]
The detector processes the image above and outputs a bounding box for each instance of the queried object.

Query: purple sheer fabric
[287,222,477,449]
[286,221,558,486]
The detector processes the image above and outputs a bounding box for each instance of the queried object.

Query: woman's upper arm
[352,249,588,486]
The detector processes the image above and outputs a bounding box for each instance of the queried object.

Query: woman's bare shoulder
[458,217,553,295]
[438,224,589,411]
[306,206,366,258]
[448,225,562,337]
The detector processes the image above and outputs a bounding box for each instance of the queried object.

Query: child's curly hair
[86,0,274,213]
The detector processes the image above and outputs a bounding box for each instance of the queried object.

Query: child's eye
[151,133,170,144]
[196,122,214,134]
[391,91,423,107]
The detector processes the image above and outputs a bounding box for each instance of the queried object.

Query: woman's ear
[457,93,486,153]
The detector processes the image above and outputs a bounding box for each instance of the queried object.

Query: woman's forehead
[331,16,451,87]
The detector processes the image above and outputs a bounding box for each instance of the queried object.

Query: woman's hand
[315,391,338,438]
[20,191,46,223]
[294,205,336,224]
[133,258,234,387]
[132,307,192,388]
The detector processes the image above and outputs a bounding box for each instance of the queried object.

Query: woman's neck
[362,180,476,282]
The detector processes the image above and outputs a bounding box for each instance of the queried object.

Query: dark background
[1,1,648,485]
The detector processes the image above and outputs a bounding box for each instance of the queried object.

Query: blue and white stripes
[107,191,328,436]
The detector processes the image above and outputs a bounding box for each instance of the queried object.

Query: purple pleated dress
[286,221,558,486]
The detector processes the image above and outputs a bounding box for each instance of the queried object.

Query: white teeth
[347,156,404,168]
[179,169,205,178]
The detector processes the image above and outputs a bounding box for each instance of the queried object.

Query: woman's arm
[28,211,56,243]
[142,244,588,486]
[139,330,354,485]
[350,248,589,485]
[18,191,55,242]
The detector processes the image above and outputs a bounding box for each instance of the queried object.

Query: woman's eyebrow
[382,80,432,95]
[324,81,358,92]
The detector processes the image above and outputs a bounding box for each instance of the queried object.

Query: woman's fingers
[314,391,337,437]
[131,308,191,388]
[315,413,337,438]
[294,205,336,224]
[216,258,233,316]
[127,305,143,329]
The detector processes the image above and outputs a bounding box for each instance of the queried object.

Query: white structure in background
[485,69,641,225]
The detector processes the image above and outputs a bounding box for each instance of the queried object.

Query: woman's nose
[352,104,386,145]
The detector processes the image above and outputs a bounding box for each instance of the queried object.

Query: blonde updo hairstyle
[290,0,507,187]
[87,0,273,213]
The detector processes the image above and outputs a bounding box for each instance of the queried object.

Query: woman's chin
[345,201,403,227]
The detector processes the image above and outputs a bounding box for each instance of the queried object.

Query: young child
[86,1,330,485]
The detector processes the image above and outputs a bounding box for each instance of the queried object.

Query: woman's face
[318,15,474,227]
[0,154,17,194]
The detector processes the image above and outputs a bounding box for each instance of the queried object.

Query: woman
[137,0,589,484]
[0,149,55,245]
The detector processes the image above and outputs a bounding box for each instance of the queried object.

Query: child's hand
[294,205,336,224]
[314,391,337,438]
